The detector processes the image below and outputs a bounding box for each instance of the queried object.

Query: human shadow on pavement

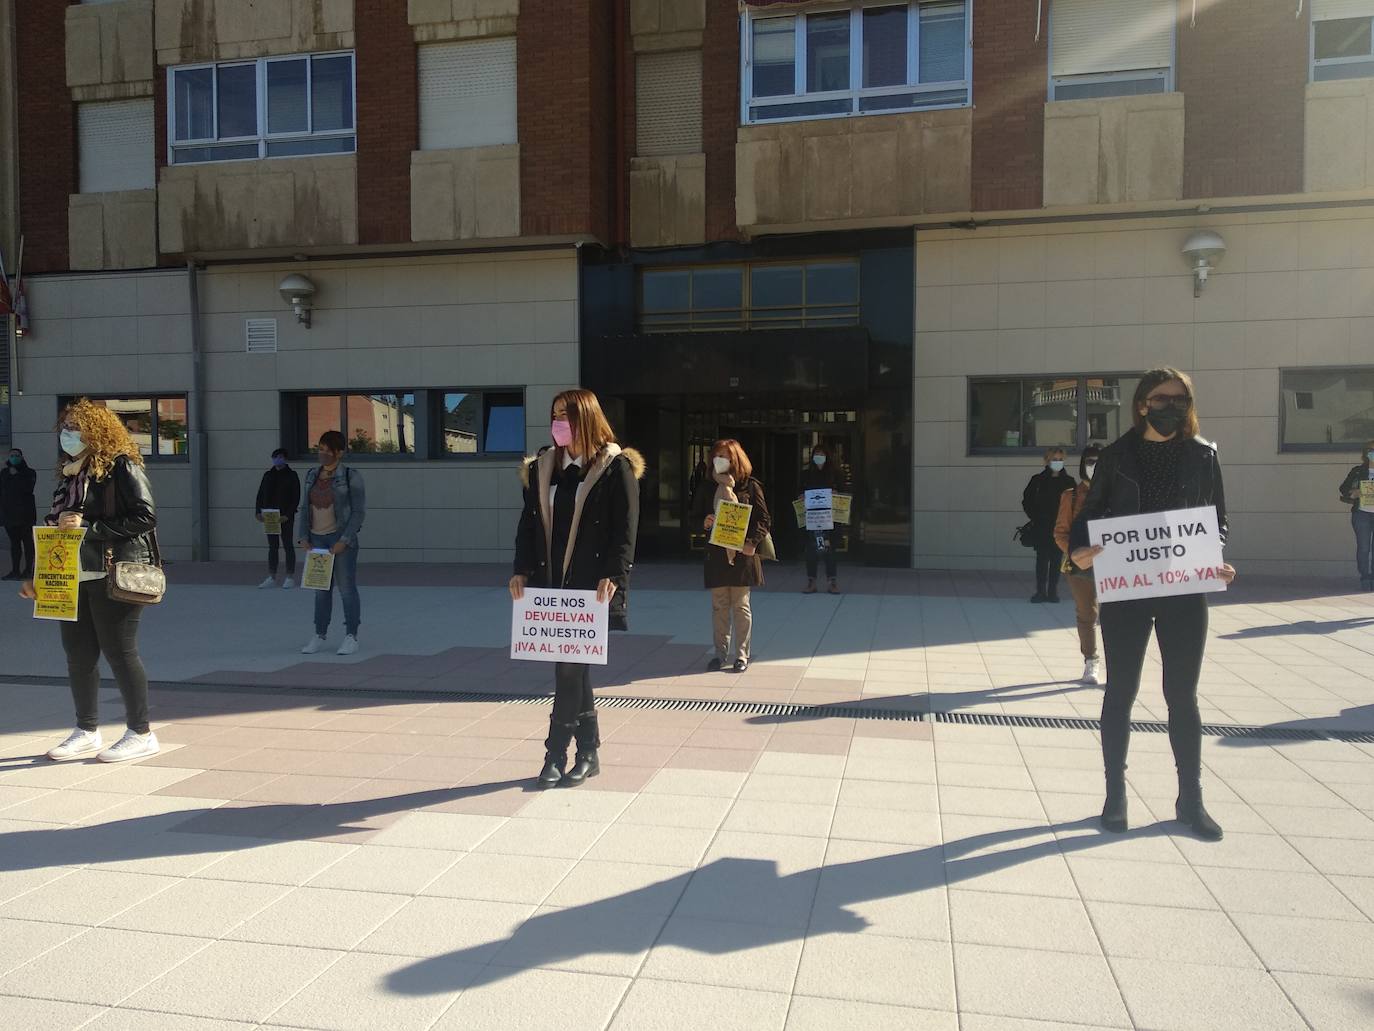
[0,778,535,873]
[385,815,1174,996]
[1216,704,1374,745]
[739,681,1101,725]
[1219,617,1374,639]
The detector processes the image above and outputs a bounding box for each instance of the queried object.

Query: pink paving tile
[170,799,304,838]
[383,755,487,783]
[622,710,708,729]
[348,734,449,756]
[769,717,857,737]
[388,717,481,737]
[594,743,679,767]
[246,728,377,752]
[300,750,405,779]
[155,769,282,799]
[154,725,239,746]
[312,713,411,734]
[421,786,535,817]
[420,737,521,760]
[352,676,438,692]
[238,709,341,730]
[235,774,369,805]
[604,725,695,747]
[461,759,538,785]
[761,733,851,755]
[665,747,760,772]
[721,688,797,705]
[261,811,403,844]
[580,764,659,793]
[683,729,775,751]
[465,720,542,740]
[141,745,256,770]
[218,749,332,775]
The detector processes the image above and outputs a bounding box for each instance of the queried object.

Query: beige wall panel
[67,1,154,89]
[69,191,158,271]
[156,0,355,64]
[410,146,520,243]
[1305,81,1374,193]
[1043,94,1183,208]
[631,0,705,50]
[409,0,518,41]
[629,154,706,247]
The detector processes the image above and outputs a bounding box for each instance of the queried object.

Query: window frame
[166,51,358,166]
[966,373,1139,456]
[56,394,191,463]
[1311,14,1374,82]
[1046,0,1176,101]
[638,258,862,333]
[431,388,528,459]
[285,390,419,462]
[1278,364,1374,453]
[739,0,973,126]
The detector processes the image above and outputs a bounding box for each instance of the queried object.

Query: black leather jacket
[48,456,158,573]
[1069,429,1227,551]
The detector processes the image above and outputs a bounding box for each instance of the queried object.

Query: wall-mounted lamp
[278,273,316,328]
[1181,230,1226,298]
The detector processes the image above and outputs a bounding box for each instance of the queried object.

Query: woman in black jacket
[1022,447,1075,602]
[1070,368,1236,841]
[1,446,38,579]
[799,443,847,595]
[20,400,160,764]
[691,439,771,673]
[255,448,302,589]
[1338,440,1374,591]
[510,389,643,789]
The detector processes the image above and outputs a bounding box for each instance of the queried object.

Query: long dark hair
[1131,368,1200,438]
[1079,444,1101,482]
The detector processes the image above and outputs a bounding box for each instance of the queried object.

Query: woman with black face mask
[1022,447,1075,603]
[1070,368,1236,841]
[1338,439,1374,592]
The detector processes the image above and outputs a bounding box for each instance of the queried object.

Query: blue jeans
[1354,509,1374,580]
[309,532,360,637]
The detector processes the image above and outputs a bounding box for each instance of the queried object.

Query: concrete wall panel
[1043,94,1184,208]
[156,0,355,64]
[410,146,521,243]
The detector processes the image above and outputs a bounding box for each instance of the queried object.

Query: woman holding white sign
[510,389,643,789]
[1070,368,1235,841]
[799,443,845,595]
[1337,440,1374,592]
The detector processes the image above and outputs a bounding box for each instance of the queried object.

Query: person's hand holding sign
[596,579,617,603]
[509,574,527,601]
[18,580,35,600]
[56,512,83,530]
[1071,545,1104,570]
[1218,563,1236,584]
[703,514,714,530]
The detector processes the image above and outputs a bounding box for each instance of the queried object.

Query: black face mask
[1145,409,1185,437]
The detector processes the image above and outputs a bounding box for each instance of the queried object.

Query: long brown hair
[57,399,144,479]
[551,388,617,461]
[711,439,752,482]
[1131,367,1200,438]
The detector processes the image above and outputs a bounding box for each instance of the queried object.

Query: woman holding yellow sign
[1069,369,1235,842]
[510,389,643,789]
[19,400,160,763]
[1338,439,1374,592]
[691,439,770,674]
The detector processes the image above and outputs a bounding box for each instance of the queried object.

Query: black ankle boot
[1176,781,1223,841]
[1100,769,1127,833]
[538,719,576,789]
[563,751,600,786]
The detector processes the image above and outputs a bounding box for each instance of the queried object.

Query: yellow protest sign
[33,527,85,622]
[792,498,806,528]
[261,508,282,535]
[301,548,335,591]
[1361,480,1374,513]
[709,500,753,550]
[832,493,852,525]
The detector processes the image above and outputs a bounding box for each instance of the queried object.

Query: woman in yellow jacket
[1054,445,1102,685]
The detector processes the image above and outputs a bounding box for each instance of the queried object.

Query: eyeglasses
[1145,395,1192,412]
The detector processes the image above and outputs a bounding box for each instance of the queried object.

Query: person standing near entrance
[510,388,643,789]
[296,430,365,656]
[1054,444,1101,685]
[692,439,770,673]
[255,448,301,589]
[1022,447,1074,603]
[1338,440,1374,591]
[1,447,37,580]
[1070,368,1235,841]
[800,443,845,595]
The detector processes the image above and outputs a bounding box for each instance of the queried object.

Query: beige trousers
[1067,573,1100,660]
[710,586,752,663]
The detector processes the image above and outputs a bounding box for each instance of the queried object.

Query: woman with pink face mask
[510,389,644,788]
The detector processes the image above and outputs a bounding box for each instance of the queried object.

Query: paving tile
[136,939,341,1023]
[545,859,690,913]
[517,788,636,824]
[306,843,460,895]
[1086,899,1264,968]
[104,877,289,937]
[367,811,506,851]
[1271,971,1374,1031]
[794,931,955,1010]
[607,978,789,1031]
[784,996,957,1031]
[1194,865,1367,920]
[0,868,178,926]
[953,942,1130,1027]
[431,967,629,1031]
[1171,830,1316,872]
[949,889,1100,954]
[739,773,841,805]
[492,898,670,977]
[421,851,573,905]
[1110,957,1307,1031]
[474,816,607,859]
[829,805,942,847]
[638,914,804,992]
[0,865,78,907]
[225,885,407,949]
[812,839,948,941]
[616,793,733,829]
[1229,912,1374,979]
[0,996,102,1030]
[836,779,939,811]
[1284,834,1374,876]
[357,895,532,962]
[641,768,746,798]
[191,838,357,886]
[264,950,480,1031]
[151,770,278,800]
[665,747,760,772]
[80,1009,256,1030]
[0,926,212,1005]
[0,917,85,977]
[2,788,138,825]
[232,774,367,805]
[723,799,835,838]
[1065,855,1218,910]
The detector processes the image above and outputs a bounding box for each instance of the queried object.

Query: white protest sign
[511,588,609,665]
[1088,506,1227,604]
[804,488,834,530]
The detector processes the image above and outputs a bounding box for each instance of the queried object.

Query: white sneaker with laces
[98,729,159,763]
[302,635,327,654]
[257,576,277,589]
[337,635,359,656]
[282,577,296,590]
[47,728,103,761]
[1082,658,1101,686]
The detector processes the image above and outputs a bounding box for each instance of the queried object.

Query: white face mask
[1083,462,1096,480]
[1048,460,1065,473]
[712,456,731,475]
[813,454,826,468]
[60,430,86,458]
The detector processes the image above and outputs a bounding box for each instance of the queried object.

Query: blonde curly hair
[58,398,145,479]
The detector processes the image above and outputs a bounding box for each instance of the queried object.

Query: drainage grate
[934,709,1374,743]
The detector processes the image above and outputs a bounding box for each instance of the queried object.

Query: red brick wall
[970,0,1046,212]
[1177,0,1307,199]
[15,0,78,273]
[354,0,416,244]
[519,2,613,240]
[703,0,741,241]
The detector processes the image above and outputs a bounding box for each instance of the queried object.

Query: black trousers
[6,524,34,575]
[805,530,838,580]
[267,533,296,575]
[1099,593,1208,786]
[1034,544,1062,596]
[552,662,595,725]
[60,580,150,734]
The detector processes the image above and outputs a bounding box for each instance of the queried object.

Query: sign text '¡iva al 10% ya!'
[1088,506,1227,603]
[510,588,610,665]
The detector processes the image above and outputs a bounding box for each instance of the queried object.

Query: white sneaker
[1082,658,1101,686]
[281,577,296,590]
[337,635,359,656]
[257,576,277,589]
[97,730,159,763]
[47,728,103,761]
[302,635,327,655]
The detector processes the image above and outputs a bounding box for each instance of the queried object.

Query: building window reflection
[968,374,1139,453]
[639,260,860,332]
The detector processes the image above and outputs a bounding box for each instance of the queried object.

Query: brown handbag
[106,530,166,605]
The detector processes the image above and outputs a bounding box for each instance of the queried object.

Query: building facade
[4,0,1372,574]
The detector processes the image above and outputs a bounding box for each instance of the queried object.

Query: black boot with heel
[1100,766,1128,833]
[563,711,600,787]
[538,719,576,789]
[1176,774,1223,841]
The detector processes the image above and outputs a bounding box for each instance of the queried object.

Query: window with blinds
[78,99,155,194]
[418,38,518,151]
[1312,0,1374,82]
[636,50,703,157]
[1049,0,1175,100]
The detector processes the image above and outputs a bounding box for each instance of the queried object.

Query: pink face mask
[551,419,574,448]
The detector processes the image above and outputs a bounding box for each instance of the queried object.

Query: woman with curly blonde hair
[20,399,161,762]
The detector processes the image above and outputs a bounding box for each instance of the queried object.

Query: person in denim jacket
[295,430,366,655]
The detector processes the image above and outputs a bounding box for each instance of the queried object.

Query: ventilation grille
[245,318,278,353]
